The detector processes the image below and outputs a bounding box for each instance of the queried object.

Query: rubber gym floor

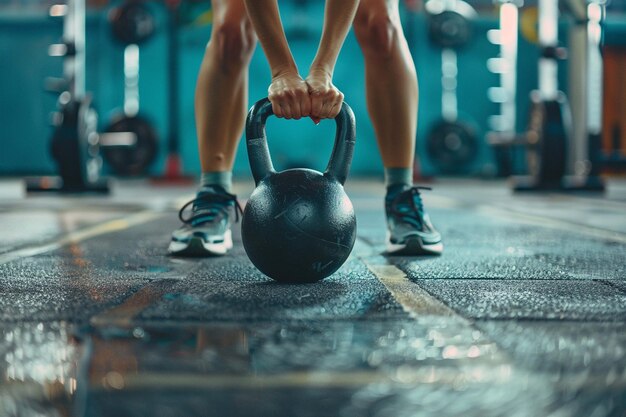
[1,178,625,417]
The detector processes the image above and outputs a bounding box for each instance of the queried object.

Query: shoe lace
[178,191,243,225]
[389,186,432,224]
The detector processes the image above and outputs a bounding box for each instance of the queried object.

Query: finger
[300,94,312,117]
[310,116,321,125]
[271,101,283,118]
[310,92,324,119]
[292,99,302,120]
[329,91,344,118]
[320,99,335,119]
[281,102,293,119]
[328,101,341,119]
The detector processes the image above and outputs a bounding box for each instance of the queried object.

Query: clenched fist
[268,71,312,120]
[306,68,344,124]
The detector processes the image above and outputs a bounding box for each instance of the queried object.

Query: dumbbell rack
[486,0,522,177]
[488,0,606,192]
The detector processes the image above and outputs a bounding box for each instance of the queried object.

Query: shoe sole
[168,230,233,257]
[386,235,443,256]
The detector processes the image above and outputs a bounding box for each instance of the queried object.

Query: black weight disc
[427,120,478,174]
[428,10,472,49]
[102,115,158,176]
[109,1,156,46]
[525,94,567,184]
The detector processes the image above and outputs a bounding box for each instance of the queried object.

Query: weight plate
[109,1,156,46]
[50,98,103,188]
[102,115,158,176]
[526,95,567,183]
[427,120,479,174]
[428,10,472,49]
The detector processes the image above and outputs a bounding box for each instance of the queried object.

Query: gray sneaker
[385,185,443,255]
[169,186,242,256]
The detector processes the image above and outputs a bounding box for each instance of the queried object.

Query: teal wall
[1,3,625,177]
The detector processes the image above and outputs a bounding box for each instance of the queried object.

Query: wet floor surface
[0,178,625,417]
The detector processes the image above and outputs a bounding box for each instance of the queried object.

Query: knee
[353,12,398,59]
[211,19,256,69]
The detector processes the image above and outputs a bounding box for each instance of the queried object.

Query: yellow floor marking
[356,239,509,362]
[0,210,164,265]
[362,261,457,318]
[353,238,459,318]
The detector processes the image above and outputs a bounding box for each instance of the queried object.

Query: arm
[307,0,360,121]
[309,0,359,80]
[244,0,359,121]
[243,0,309,119]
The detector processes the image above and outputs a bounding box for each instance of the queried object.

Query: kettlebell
[241,97,357,283]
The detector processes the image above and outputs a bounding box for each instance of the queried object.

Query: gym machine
[424,0,480,174]
[26,0,110,193]
[486,0,522,177]
[564,0,606,189]
[489,0,606,191]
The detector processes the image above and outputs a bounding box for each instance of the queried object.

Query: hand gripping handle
[245,97,356,186]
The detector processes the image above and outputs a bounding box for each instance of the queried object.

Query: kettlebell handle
[245,97,356,186]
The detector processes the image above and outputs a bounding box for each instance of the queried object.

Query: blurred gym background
[0,0,625,184]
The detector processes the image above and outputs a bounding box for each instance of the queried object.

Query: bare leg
[195,0,256,172]
[169,1,256,257]
[353,0,418,169]
[354,1,442,256]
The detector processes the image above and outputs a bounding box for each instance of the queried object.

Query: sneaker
[168,186,243,256]
[385,185,443,255]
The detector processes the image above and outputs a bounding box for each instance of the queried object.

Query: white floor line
[0,210,165,265]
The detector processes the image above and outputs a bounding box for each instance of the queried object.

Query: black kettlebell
[241,98,357,283]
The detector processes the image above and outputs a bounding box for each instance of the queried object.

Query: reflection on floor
[1,178,625,417]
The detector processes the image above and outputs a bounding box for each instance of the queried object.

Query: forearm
[310,0,360,76]
[243,0,297,77]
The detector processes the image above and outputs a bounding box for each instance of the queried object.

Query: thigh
[210,0,249,26]
[355,0,400,24]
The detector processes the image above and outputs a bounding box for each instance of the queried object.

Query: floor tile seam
[79,364,536,391]
[354,241,473,320]
[354,240,626,396]
[472,317,626,324]
[399,277,593,281]
[427,194,626,244]
[78,364,626,391]
[50,315,626,327]
[84,317,450,330]
[354,244,519,368]
[102,315,413,328]
[455,316,626,323]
